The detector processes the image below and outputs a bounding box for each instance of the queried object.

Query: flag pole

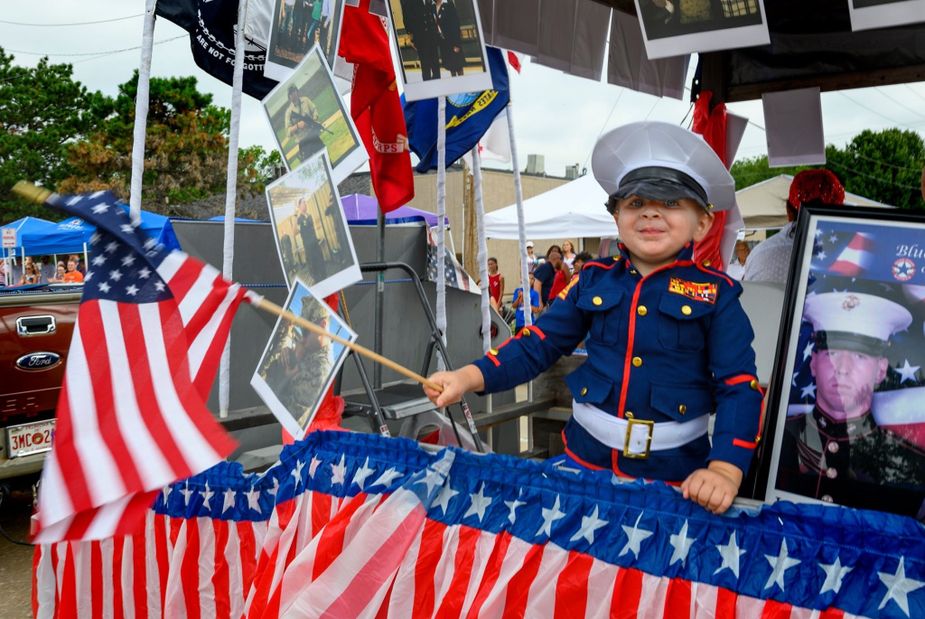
[472,146,491,354]
[252,296,443,392]
[217,0,250,419]
[128,0,157,225]
[435,96,448,370]
[505,101,531,327]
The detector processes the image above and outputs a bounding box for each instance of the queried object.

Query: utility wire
[827,159,923,191]
[875,87,925,121]
[5,35,186,58]
[838,91,909,127]
[0,14,143,27]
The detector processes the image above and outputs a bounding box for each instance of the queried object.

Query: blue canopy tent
[20,207,181,255]
[1,216,59,254]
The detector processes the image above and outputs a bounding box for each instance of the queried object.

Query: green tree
[730,129,925,210]
[827,128,925,210]
[60,72,280,215]
[0,49,112,223]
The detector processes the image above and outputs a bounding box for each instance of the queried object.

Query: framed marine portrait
[262,45,367,180]
[251,279,357,440]
[762,203,925,521]
[385,0,491,101]
[265,151,362,298]
[633,0,770,60]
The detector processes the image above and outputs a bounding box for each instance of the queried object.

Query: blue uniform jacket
[473,244,764,481]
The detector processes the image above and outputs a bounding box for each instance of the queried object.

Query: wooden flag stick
[253,296,444,393]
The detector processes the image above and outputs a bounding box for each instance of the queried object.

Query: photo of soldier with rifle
[286,85,333,160]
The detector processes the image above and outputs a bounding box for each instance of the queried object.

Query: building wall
[408,168,591,303]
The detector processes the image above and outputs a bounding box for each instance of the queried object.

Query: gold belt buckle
[623,412,654,459]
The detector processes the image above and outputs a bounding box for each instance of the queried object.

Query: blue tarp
[0,216,59,254]
[19,206,180,255]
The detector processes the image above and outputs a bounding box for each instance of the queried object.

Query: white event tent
[484,173,892,248]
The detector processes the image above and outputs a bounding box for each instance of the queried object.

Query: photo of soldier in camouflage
[252,281,356,437]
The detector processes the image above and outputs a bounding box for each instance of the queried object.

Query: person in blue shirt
[511,274,540,330]
[424,121,763,515]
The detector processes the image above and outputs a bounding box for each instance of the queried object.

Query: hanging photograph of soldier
[265,0,345,81]
[265,151,361,298]
[386,0,491,101]
[763,205,925,521]
[847,0,925,31]
[251,280,357,439]
[262,45,367,181]
[633,0,770,59]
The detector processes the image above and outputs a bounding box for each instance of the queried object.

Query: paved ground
[0,488,34,619]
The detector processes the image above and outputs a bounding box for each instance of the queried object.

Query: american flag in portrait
[34,191,254,543]
[33,431,925,618]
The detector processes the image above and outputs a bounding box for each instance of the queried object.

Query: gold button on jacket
[632,356,643,367]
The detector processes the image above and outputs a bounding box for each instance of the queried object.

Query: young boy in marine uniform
[424,121,764,514]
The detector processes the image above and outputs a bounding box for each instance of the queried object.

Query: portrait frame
[633,0,770,60]
[384,0,492,101]
[251,279,357,440]
[265,0,346,81]
[265,151,362,298]
[848,0,925,32]
[760,203,925,520]
[261,44,367,181]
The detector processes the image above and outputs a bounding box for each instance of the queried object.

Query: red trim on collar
[582,258,620,271]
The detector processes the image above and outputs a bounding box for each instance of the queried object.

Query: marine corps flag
[155,0,278,99]
[404,46,510,173]
[338,0,415,212]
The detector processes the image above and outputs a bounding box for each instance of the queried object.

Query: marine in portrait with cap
[424,121,764,515]
[778,291,925,519]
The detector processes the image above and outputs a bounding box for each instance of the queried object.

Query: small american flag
[34,191,252,543]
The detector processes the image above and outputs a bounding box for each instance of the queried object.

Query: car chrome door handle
[16,315,56,336]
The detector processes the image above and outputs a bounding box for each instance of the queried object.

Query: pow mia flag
[156,0,279,99]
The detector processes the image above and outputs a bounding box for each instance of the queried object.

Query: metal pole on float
[218,0,249,419]
[128,0,157,225]
[505,103,530,328]
[472,147,491,355]
[435,96,448,369]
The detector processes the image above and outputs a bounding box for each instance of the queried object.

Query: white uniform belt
[572,401,709,456]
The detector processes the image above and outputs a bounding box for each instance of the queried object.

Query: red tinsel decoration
[789,169,845,208]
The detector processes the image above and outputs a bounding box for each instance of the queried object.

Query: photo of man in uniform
[285,85,325,161]
[398,0,441,80]
[777,291,925,520]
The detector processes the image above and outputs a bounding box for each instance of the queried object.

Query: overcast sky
[4,0,925,178]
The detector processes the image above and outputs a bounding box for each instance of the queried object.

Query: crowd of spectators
[0,254,86,287]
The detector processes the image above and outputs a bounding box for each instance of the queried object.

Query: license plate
[6,419,56,458]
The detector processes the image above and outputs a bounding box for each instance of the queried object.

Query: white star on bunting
[245,487,261,513]
[668,520,696,567]
[221,489,237,514]
[714,531,746,578]
[536,495,566,538]
[878,557,924,617]
[819,556,852,595]
[504,491,525,525]
[619,512,653,559]
[290,460,305,489]
[330,455,347,485]
[353,457,375,490]
[569,505,608,545]
[432,483,459,515]
[370,467,402,489]
[463,483,492,522]
[200,482,214,510]
[764,539,801,591]
[308,456,322,478]
[180,482,194,507]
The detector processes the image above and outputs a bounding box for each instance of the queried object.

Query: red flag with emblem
[338,0,414,212]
